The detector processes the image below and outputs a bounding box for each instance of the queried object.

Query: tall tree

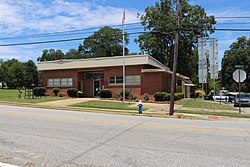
[37,49,65,61]
[79,26,129,57]
[135,0,216,80]
[2,59,25,88]
[221,36,250,92]
[23,60,39,88]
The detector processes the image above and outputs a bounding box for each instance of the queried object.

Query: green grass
[176,98,237,110]
[176,110,250,118]
[0,89,66,103]
[71,100,147,111]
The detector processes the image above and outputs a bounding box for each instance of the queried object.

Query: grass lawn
[71,100,147,111]
[176,98,237,111]
[176,110,250,118]
[0,89,66,104]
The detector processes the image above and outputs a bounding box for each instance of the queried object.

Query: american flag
[122,8,125,25]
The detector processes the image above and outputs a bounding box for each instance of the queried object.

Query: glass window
[85,73,93,80]
[61,78,68,85]
[109,76,115,84]
[177,80,182,86]
[134,75,141,84]
[116,76,123,84]
[53,78,60,86]
[48,79,53,86]
[68,78,73,86]
[126,76,134,84]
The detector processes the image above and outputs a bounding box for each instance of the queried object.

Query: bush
[119,90,129,99]
[67,88,78,97]
[53,87,60,96]
[143,93,149,101]
[154,92,170,101]
[154,92,184,101]
[130,94,137,101]
[58,92,64,97]
[174,93,184,100]
[100,89,112,98]
[33,87,46,97]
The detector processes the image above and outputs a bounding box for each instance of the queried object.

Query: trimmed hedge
[67,88,78,97]
[33,87,46,96]
[100,89,112,98]
[53,87,60,96]
[174,93,184,100]
[154,92,184,101]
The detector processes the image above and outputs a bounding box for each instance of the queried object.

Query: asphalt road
[0,105,249,167]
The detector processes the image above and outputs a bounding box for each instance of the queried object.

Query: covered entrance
[78,72,104,97]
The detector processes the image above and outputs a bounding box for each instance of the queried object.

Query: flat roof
[37,55,170,71]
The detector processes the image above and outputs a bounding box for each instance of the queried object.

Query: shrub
[119,90,129,99]
[33,87,46,97]
[58,92,64,97]
[100,89,112,98]
[154,92,184,101]
[53,87,60,96]
[154,92,170,101]
[130,94,137,101]
[67,88,78,97]
[143,93,149,101]
[174,93,184,100]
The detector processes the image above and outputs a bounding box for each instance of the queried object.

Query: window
[109,76,115,84]
[85,73,104,80]
[47,78,73,87]
[53,78,60,86]
[48,79,53,86]
[108,75,140,85]
[116,76,123,84]
[177,80,182,87]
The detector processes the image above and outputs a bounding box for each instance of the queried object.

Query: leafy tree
[23,60,39,88]
[4,59,25,88]
[65,49,82,59]
[221,36,250,92]
[78,26,129,57]
[37,49,64,61]
[135,0,216,80]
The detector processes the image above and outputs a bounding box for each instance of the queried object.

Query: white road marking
[0,162,20,167]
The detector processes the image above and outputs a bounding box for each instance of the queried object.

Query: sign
[234,64,244,69]
[210,39,218,79]
[233,69,246,83]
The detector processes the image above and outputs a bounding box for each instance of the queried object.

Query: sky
[0,0,250,69]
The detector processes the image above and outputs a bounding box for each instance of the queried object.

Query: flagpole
[122,8,125,102]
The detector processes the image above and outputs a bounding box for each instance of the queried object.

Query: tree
[65,49,84,59]
[23,60,39,88]
[37,49,64,61]
[3,59,25,88]
[78,26,129,57]
[135,0,216,80]
[221,36,250,92]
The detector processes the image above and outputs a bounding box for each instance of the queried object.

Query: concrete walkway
[37,98,99,107]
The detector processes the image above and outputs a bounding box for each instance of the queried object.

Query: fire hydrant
[137,100,143,114]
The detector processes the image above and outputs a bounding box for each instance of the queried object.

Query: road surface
[0,104,249,167]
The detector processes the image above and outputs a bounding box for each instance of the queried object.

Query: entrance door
[93,80,100,97]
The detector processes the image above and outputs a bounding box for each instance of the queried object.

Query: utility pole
[169,0,181,115]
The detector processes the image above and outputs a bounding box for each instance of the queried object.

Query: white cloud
[0,0,141,62]
[0,0,140,34]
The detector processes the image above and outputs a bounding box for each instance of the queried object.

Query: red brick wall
[41,65,186,98]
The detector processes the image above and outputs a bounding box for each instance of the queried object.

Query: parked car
[234,93,250,107]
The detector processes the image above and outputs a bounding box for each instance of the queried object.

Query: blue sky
[0,0,250,70]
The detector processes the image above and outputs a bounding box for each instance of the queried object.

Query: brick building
[37,55,192,99]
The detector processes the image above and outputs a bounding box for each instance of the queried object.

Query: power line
[0,31,168,47]
[0,22,141,41]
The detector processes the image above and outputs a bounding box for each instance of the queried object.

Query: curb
[0,162,20,167]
